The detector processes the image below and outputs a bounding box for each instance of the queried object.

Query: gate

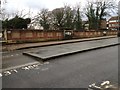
[64,30,73,40]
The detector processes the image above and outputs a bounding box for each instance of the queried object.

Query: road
[2,37,119,70]
[2,45,118,88]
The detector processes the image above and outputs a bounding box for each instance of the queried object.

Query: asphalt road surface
[2,37,119,70]
[2,45,118,88]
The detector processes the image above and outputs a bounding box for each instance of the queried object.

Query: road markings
[2,62,40,72]
[2,61,50,77]
[4,71,11,76]
[10,69,18,73]
[22,67,30,70]
[32,64,39,67]
[0,73,2,77]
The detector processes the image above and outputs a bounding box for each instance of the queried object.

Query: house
[82,21,89,30]
[100,19,107,30]
[108,16,120,30]
[27,19,43,30]
[82,19,107,30]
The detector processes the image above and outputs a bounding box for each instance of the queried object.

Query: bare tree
[35,8,51,30]
[85,0,117,30]
[52,7,65,30]
[73,3,83,30]
[0,0,9,20]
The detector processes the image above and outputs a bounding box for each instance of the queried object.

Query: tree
[74,7,82,30]
[51,5,75,30]
[63,5,75,30]
[35,9,51,30]
[2,15,31,29]
[85,3,98,30]
[0,0,9,20]
[85,0,116,30]
[52,8,65,30]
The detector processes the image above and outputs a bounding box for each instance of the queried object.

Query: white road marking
[32,64,38,67]
[4,71,11,76]
[11,55,14,57]
[0,73,2,77]
[2,62,40,72]
[22,67,30,70]
[101,81,110,86]
[11,69,18,73]
[27,65,34,69]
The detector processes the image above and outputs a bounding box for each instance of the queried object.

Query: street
[2,45,118,88]
[2,37,119,70]
[1,0,120,88]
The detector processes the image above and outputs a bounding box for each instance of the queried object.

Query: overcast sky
[4,0,86,15]
[2,0,120,19]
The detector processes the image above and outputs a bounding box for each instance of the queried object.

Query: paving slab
[23,38,119,61]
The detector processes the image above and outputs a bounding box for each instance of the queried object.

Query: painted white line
[0,73,2,77]
[10,69,18,73]
[22,67,30,70]
[1,61,40,72]
[4,71,12,76]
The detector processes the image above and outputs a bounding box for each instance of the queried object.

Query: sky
[2,0,120,19]
[3,0,86,16]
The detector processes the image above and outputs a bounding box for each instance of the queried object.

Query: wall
[4,29,117,43]
[6,29,63,43]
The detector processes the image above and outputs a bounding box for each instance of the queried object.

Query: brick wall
[4,29,117,43]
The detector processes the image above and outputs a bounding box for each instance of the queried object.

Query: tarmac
[2,35,119,71]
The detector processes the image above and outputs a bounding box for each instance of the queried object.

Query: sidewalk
[2,35,117,51]
[23,37,119,61]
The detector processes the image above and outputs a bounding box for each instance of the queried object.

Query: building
[108,16,120,30]
[27,19,43,30]
[82,19,107,30]
[100,19,107,30]
[82,21,89,30]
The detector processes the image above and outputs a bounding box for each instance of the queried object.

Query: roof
[109,16,119,21]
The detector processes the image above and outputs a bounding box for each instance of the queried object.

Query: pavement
[2,35,117,51]
[23,37,119,61]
